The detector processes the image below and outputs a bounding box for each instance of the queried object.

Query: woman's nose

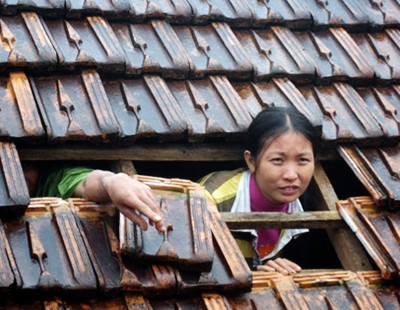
[283,165,298,180]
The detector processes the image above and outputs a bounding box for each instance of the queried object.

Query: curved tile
[112,20,192,78]
[31,70,120,143]
[45,16,125,72]
[174,22,253,79]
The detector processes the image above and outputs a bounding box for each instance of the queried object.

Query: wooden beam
[17,144,337,162]
[221,211,346,229]
[110,160,137,176]
[311,162,372,271]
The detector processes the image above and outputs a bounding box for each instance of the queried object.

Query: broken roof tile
[174,22,253,79]
[45,16,125,72]
[168,76,252,142]
[337,196,400,281]
[338,144,400,208]
[296,28,375,83]
[104,75,187,142]
[0,12,57,70]
[112,20,192,78]
[302,83,385,144]
[235,26,315,82]
[32,70,120,144]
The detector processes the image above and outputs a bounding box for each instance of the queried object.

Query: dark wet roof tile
[338,145,400,208]
[337,196,400,280]
[0,72,44,141]
[0,142,29,216]
[185,0,253,26]
[0,0,65,17]
[366,29,400,81]
[235,27,315,82]
[111,20,192,78]
[232,78,322,129]
[120,191,214,269]
[356,86,400,139]
[128,0,193,23]
[297,27,375,83]
[300,83,385,144]
[261,0,312,28]
[65,0,132,20]
[45,16,125,72]
[174,22,253,79]
[167,76,252,142]
[31,70,120,143]
[305,0,372,30]
[104,75,187,142]
[0,12,57,70]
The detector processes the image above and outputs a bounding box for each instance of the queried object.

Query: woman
[199,106,321,274]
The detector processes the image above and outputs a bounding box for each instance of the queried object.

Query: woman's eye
[271,158,283,163]
[299,158,311,164]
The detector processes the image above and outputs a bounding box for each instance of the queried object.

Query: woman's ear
[244,150,256,173]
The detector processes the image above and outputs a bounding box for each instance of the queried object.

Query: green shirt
[36,166,93,199]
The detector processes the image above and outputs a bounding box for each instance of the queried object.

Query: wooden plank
[221,211,346,229]
[17,144,337,161]
[311,162,372,271]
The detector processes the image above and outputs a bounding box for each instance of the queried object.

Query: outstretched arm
[74,170,165,232]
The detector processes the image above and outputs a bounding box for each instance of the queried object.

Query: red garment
[250,174,288,258]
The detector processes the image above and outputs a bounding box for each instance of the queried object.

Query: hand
[257,258,301,275]
[77,171,165,232]
[102,173,166,232]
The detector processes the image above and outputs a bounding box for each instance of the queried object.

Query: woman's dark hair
[245,106,321,161]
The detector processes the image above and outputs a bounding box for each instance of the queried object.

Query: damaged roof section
[338,145,400,208]
[0,178,252,295]
[337,196,400,281]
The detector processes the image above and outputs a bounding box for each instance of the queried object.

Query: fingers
[256,265,276,272]
[118,204,148,231]
[104,174,166,232]
[118,183,166,232]
[264,258,301,275]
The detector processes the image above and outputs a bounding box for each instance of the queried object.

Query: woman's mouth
[279,186,299,195]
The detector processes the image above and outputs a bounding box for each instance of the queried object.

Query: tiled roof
[0,3,399,146]
[1,0,400,307]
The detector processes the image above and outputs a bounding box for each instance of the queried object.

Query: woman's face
[244,131,315,205]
